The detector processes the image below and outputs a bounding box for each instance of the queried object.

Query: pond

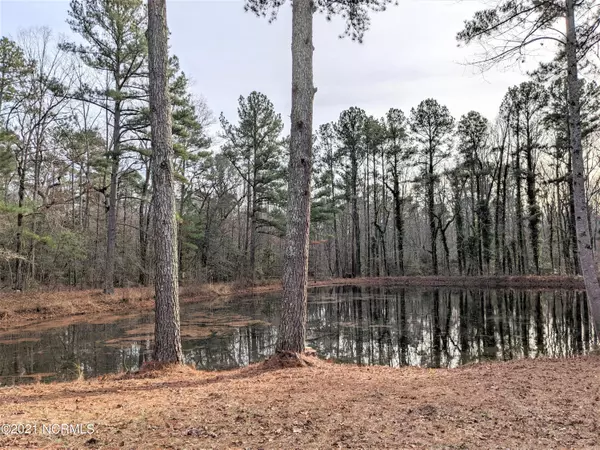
[0,286,595,385]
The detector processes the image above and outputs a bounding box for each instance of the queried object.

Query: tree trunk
[514,127,527,274]
[525,129,540,274]
[567,143,581,274]
[14,165,25,291]
[372,150,380,276]
[379,148,389,275]
[331,166,341,277]
[455,187,465,275]
[565,0,600,332]
[277,0,314,354]
[352,151,361,277]
[249,181,258,282]
[365,155,371,275]
[391,155,404,275]
[501,161,509,273]
[148,0,184,363]
[104,100,120,294]
[439,220,451,274]
[393,193,404,275]
[178,158,186,280]
[428,153,438,275]
[494,136,506,274]
[139,162,150,286]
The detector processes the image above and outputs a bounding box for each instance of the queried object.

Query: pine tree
[0,37,32,118]
[409,99,454,275]
[456,111,491,274]
[363,115,386,276]
[383,108,409,275]
[244,0,397,354]
[62,0,148,294]
[335,106,367,278]
[220,91,285,282]
[147,0,183,363]
[312,122,342,276]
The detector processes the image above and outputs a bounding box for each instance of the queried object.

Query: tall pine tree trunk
[494,141,505,274]
[454,186,465,275]
[277,0,314,353]
[525,133,540,274]
[138,164,150,286]
[391,157,404,275]
[352,152,361,277]
[249,182,258,282]
[14,164,25,290]
[178,159,186,280]
[428,153,438,275]
[565,0,600,331]
[331,168,341,277]
[372,152,380,276]
[148,0,183,363]
[567,141,581,274]
[514,132,527,273]
[104,100,120,294]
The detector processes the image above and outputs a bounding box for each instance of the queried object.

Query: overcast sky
[0,0,536,135]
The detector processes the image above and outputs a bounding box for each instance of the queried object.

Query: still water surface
[0,286,595,384]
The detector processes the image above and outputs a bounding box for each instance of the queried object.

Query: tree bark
[525,122,540,274]
[277,0,314,354]
[148,0,184,363]
[331,161,341,277]
[352,150,362,277]
[139,161,150,286]
[14,164,25,290]
[567,140,581,274]
[565,0,600,332]
[250,180,258,282]
[104,101,120,294]
[428,150,438,275]
[390,154,404,275]
[178,158,186,280]
[454,183,465,276]
[514,123,527,274]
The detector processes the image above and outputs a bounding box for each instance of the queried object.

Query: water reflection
[308,287,594,368]
[0,287,595,384]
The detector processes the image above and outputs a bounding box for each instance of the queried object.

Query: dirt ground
[0,275,584,330]
[1,355,599,449]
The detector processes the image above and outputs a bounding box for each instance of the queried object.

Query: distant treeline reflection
[0,287,595,384]
[307,286,595,368]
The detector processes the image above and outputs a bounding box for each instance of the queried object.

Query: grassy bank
[0,275,585,330]
[0,355,599,449]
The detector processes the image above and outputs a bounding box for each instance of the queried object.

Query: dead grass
[1,355,599,449]
[0,276,584,331]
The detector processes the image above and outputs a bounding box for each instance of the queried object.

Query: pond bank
[0,355,599,449]
[0,275,584,330]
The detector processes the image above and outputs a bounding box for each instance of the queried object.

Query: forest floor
[0,275,585,331]
[0,354,599,449]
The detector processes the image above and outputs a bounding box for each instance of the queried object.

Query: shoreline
[0,275,585,330]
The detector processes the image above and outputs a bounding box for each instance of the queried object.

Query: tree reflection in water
[0,286,595,384]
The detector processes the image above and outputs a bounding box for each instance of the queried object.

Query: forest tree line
[1,0,600,292]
